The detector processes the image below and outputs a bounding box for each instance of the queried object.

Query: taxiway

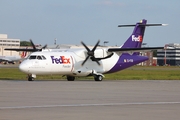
[0,80,180,120]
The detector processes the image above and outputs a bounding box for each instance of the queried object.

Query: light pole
[104,41,109,46]
[54,38,57,45]
[164,44,167,65]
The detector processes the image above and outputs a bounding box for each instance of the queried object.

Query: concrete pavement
[0,80,180,120]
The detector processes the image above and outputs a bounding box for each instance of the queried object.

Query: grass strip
[0,66,180,80]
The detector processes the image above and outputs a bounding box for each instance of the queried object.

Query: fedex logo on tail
[51,56,71,64]
[132,35,143,42]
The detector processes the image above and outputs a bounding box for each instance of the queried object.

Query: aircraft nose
[19,61,29,73]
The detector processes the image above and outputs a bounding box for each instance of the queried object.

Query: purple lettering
[51,56,70,64]
[51,56,56,64]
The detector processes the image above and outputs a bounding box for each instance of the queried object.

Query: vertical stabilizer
[121,19,147,49]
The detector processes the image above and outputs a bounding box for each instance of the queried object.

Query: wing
[108,47,164,52]
[4,48,38,52]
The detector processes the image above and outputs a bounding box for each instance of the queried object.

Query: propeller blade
[5,39,47,52]
[42,44,47,49]
[30,39,47,51]
[29,39,37,51]
[95,60,100,66]
[90,57,101,65]
[82,56,90,66]
[81,41,90,52]
[40,44,48,51]
[92,40,100,52]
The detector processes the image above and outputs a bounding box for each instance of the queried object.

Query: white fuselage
[19,48,119,76]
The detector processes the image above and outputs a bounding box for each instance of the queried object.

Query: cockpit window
[37,56,42,60]
[28,55,46,60]
[29,55,37,59]
[42,55,46,60]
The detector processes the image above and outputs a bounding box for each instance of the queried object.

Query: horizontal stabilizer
[108,47,164,52]
[118,24,168,27]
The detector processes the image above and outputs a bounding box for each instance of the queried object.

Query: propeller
[81,40,114,66]
[29,39,37,51]
[81,40,101,66]
[29,39,47,52]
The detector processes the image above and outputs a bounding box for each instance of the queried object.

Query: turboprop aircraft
[18,19,166,81]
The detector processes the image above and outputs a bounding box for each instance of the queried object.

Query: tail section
[121,19,147,48]
[20,47,28,58]
[106,19,167,73]
[21,51,27,58]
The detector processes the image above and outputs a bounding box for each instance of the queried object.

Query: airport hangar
[0,34,20,56]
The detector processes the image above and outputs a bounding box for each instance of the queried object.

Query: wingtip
[162,24,168,26]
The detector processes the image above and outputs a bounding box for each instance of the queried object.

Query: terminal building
[157,43,180,66]
[0,34,20,56]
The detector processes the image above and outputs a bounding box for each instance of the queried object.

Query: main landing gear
[27,74,103,81]
[92,70,104,81]
[67,76,75,81]
[66,75,103,81]
[94,75,103,81]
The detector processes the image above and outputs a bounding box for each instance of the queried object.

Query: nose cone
[19,61,29,73]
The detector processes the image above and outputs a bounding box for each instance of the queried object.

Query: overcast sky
[0,0,179,47]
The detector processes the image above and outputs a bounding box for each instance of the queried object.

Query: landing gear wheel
[27,74,34,81]
[94,75,103,81]
[67,76,75,81]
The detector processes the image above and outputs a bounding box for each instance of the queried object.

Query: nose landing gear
[27,74,36,81]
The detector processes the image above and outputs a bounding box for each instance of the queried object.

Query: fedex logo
[51,56,71,64]
[132,35,142,42]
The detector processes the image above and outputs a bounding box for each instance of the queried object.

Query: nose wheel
[27,74,36,81]
[27,74,34,81]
